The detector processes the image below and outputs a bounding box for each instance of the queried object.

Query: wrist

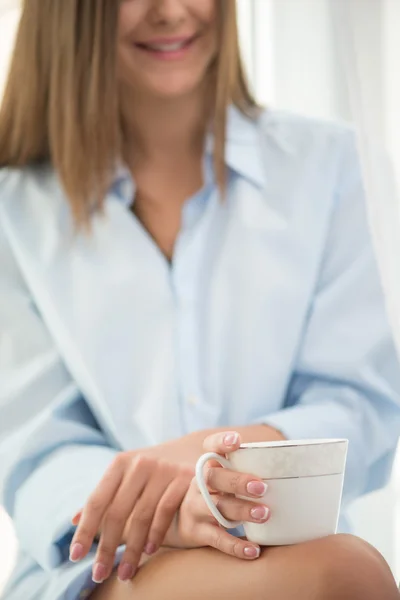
[235,424,286,443]
[161,424,286,469]
[187,424,286,449]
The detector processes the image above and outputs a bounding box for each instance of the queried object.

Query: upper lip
[135,36,196,46]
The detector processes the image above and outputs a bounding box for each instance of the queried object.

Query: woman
[0,0,399,598]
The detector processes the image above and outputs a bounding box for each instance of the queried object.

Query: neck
[121,84,212,164]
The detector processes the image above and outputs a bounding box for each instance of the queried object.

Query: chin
[144,75,205,100]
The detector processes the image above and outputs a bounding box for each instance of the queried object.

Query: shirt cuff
[14,445,118,571]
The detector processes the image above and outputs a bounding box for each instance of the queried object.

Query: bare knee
[306,534,398,600]
[251,534,398,600]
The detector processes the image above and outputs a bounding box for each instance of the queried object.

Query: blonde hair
[0,0,260,225]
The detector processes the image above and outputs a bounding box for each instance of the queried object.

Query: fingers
[93,456,155,583]
[116,465,177,582]
[70,455,193,585]
[143,475,190,556]
[205,467,268,499]
[203,431,241,454]
[190,486,269,525]
[214,495,270,524]
[69,455,125,563]
[201,524,261,560]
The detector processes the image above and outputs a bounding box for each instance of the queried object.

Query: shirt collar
[110,105,266,207]
[212,105,267,188]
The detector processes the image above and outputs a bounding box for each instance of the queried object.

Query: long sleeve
[0,221,119,571]
[263,131,400,505]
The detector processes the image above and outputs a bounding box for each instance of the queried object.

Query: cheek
[118,2,143,39]
[194,0,218,54]
[193,0,217,22]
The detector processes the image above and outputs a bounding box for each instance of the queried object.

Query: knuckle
[214,495,224,514]
[160,498,179,516]
[229,473,243,494]
[158,460,174,478]
[97,543,117,560]
[232,539,245,558]
[152,457,165,471]
[103,509,123,528]
[130,509,153,528]
[204,467,215,488]
[133,454,153,470]
[86,496,104,515]
[75,524,96,542]
[213,531,225,553]
[180,465,195,479]
[112,453,127,468]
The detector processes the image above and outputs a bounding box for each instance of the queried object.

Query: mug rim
[239,438,348,449]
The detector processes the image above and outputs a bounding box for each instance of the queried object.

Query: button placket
[172,231,202,430]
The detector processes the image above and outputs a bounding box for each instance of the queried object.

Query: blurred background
[1,0,400,593]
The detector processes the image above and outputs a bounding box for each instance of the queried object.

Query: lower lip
[135,38,196,61]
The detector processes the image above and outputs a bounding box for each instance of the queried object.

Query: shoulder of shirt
[0,166,23,211]
[0,163,54,190]
[256,108,356,156]
[0,163,63,211]
[0,164,69,252]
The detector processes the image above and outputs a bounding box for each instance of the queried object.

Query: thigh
[90,535,399,600]
[90,540,325,600]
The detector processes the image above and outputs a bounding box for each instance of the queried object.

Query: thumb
[202,431,241,454]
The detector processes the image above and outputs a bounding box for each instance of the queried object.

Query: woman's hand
[69,450,193,584]
[166,431,270,560]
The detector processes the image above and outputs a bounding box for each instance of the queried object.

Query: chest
[3,167,336,447]
[131,161,204,261]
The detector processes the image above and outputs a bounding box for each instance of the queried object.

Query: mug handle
[195,452,243,529]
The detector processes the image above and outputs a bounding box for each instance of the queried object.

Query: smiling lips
[135,36,197,60]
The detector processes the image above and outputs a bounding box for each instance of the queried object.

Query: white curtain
[239,0,400,576]
[0,1,19,99]
[332,0,400,576]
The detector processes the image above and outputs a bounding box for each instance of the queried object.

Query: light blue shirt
[1,108,400,600]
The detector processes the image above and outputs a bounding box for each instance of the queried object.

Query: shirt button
[188,395,199,406]
[79,589,93,599]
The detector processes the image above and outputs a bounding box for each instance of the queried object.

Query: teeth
[146,41,187,52]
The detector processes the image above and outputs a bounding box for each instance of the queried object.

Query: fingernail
[250,505,269,521]
[247,481,268,497]
[69,543,84,562]
[118,563,135,582]
[71,512,81,525]
[145,542,156,555]
[224,432,239,446]
[244,546,261,558]
[92,563,107,584]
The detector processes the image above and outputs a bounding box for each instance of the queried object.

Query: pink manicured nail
[71,511,82,523]
[247,481,268,497]
[69,543,84,562]
[250,505,269,521]
[144,542,157,555]
[224,432,239,446]
[118,562,135,582]
[92,562,107,584]
[244,546,261,558]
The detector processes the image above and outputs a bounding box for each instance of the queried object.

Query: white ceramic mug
[195,438,348,546]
